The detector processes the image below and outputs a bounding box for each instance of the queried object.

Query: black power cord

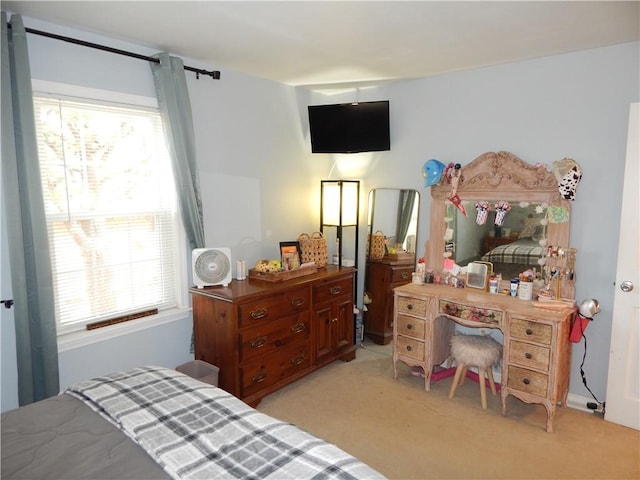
[577,314,605,414]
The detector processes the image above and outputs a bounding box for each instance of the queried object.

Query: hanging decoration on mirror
[445,163,467,216]
[474,201,490,225]
[494,201,511,226]
[552,157,582,201]
[422,159,446,187]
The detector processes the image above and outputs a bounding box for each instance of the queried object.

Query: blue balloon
[423,159,445,187]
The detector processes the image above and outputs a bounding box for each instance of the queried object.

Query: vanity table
[394,151,577,432]
[393,283,573,432]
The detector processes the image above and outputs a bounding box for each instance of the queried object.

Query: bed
[481,237,543,279]
[2,366,385,479]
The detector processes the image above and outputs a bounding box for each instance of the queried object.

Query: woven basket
[298,232,328,267]
[368,230,386,260]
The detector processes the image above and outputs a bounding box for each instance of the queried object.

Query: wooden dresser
[190,266,356,406]
[393,283,573,432]
[364,257,413,344]
[484,235,517,253]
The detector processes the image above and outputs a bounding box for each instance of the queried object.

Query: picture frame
[280,241,302,271]
[466,261,491,290]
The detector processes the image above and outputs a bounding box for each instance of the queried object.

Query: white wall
[2,12,638,409]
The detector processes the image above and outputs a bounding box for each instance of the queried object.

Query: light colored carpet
[257,343,639,480]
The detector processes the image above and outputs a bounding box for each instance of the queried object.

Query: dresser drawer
[240,341,311,398]
[313,276,353,303]
[397,296,427,317]
[396,314,425,339]
[510,317,552,345]
[239,311,310,362]
[390,266,413,284]
[239,288,309,327]
[508,340,550,372]
[395,335,424,361]
[507,365,548,397]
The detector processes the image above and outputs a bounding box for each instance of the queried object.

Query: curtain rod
[8,23,221,80]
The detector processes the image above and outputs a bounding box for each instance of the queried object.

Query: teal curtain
[1,12,60,405]
[151,53,205,250]
[395,189,417,245]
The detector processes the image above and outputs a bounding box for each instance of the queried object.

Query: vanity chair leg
[459,366,468,385]
[448,363,466,399]
[478,368,488,409]
[487,368,497,395]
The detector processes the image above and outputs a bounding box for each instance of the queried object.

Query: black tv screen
[308,101,390,153]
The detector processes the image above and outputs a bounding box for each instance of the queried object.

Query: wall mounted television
[308,100,390,154]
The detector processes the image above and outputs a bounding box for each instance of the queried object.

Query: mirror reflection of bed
[450,200,546,281]
[427,151,573,300]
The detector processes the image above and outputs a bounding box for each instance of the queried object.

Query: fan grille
[194,249,231,284]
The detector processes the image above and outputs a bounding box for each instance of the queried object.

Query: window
[33,87,183,335]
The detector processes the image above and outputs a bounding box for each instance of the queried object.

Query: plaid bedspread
[482,238,543,265]
[66,366,385,480]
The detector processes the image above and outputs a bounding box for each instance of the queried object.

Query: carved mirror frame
[426,151,574,300]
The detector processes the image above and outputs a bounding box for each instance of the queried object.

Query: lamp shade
[321,180,359,226]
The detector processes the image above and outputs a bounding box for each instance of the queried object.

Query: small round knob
[620,280,634,292]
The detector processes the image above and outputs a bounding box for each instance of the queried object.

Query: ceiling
[4,1,639,93]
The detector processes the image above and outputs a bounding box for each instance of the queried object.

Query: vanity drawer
[396,314,425,339]
[390,266,413,284]
[395,335,424,361]
[508,340,550,372]
[507,365,548,397]
[397,296,427,317]
[510,318,552,345]
[438,300,502,325]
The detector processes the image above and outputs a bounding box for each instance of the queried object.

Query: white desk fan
[192,248,232,288]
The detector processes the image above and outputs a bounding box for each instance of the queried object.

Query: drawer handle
[407,304,414,310]
[291,353,306,366]
[251,370,268,384]
[290,322,306,334]
[250,307,268,320]
[290,297,305,308]
[401,272,410,279]
[525,328,533,336]
[249,335,268,349]
[522,378,531,385]
[329,286,342,295]
[406,324,413,330]
[406,345,412,352]
[331,317,338,323]
[525,352,533,359]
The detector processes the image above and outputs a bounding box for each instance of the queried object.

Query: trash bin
[176,360,219,387]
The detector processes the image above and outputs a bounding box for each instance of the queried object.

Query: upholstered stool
[448,334,502,409]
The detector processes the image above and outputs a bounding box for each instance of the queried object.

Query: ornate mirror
[426,151,574,300]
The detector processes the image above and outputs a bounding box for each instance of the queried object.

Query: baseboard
[567,392,595,413]
[437,362,594,413]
